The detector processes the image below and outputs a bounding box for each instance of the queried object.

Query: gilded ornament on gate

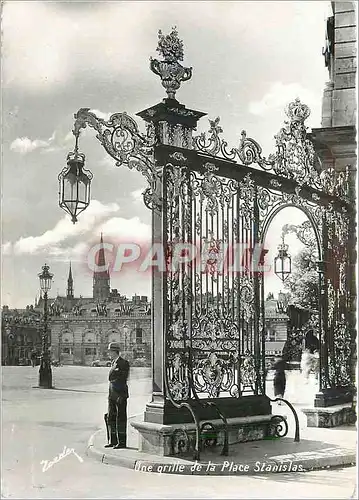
[150,27,192,100]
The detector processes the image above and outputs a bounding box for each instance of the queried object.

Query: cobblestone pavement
[2,366,357,499]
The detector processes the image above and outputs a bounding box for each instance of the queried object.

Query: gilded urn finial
[150,27,192,100]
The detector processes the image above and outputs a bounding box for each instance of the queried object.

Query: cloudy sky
[2,1,331,308]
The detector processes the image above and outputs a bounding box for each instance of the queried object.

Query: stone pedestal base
[302,404,356,428]
[131,414,278,457]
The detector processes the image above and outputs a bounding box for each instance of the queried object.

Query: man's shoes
[113,444,126,449]
[104,443,115,448]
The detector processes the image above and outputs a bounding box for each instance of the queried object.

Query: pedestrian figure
[104,342,130,449]
[304,329,319,354]
[301,329,320,381]
[30,350,37,367]
[273,356,287,404]
[300,349,312,381]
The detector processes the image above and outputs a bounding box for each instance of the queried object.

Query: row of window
[62,345,146,355]
[58,328,144,343]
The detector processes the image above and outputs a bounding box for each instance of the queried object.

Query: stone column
[136,99,206,425]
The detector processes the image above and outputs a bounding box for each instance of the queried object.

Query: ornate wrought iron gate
[69,29,356,419]
[153,95,355,408]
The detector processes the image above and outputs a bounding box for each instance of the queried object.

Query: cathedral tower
[67,262,74,299]
[93,234,110,301]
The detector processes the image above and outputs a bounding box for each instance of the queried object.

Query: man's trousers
[106,394,127,446]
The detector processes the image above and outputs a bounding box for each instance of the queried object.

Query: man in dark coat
[273,356,288,404]
[104,342,130,449]
[305,329,320,354]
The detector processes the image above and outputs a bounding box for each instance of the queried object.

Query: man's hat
[108,341,121,352]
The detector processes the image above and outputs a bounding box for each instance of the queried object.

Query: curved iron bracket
[267,396,300,442]
[268,415,289,438]
[71,108,162,211]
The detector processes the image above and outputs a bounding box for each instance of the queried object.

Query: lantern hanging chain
[72,128,80,158]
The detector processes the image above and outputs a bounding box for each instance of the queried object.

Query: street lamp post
[38,264,54,389]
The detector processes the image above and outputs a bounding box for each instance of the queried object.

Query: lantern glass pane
[274,256,283,274]
[40,276,52,292]
[78,180,88,204]
[282,256,291,274]
[64,176,76,201]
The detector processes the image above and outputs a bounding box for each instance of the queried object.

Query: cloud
[10,131,56,154]
[89,109,113,121]
[248,82,320,118]
[47,242,90,261]
[101,216,151,241]
[131,188,144,203]
[10,200,120,255]
[2,2,155,90]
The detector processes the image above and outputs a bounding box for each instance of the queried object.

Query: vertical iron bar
[206,208,209,312]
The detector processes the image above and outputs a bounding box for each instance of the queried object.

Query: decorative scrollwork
[257,185,323,244]
[237,130,269,166]
[281,220,315,248]
[331,319,352,387]
[269,179,282,188]
[240,284,255,323]
[72,108,161,210]
[240,351,257,391]
[193,117,223,156]
[169,151,188,164]
[167,352,190,401]
[193,352,235,398]
[190,163,238,217]
[194,99,350,200]
[268,415,289,438]
[200,231,225,275]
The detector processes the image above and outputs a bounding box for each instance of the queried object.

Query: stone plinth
[302,404,356,428]
[131,414,280,457]
[144,395,271,425]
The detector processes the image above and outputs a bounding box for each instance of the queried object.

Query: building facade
[263,293,289,360]
[2,235,151,366]
[1,305,43,365]
[39,235,151,366]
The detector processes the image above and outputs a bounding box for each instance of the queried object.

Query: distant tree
[284,242,319,311]
[266,292,274,300]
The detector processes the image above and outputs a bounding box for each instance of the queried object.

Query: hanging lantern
[38,263,54,292]
[274,236,291,282]
[58,150,93,224]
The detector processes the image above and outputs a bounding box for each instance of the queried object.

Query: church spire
[93,233,110,300]
[67,262,74,299]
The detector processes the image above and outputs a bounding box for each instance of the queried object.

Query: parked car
[18,358,31,366]
[91,359,112,367]
[51,360,63,367]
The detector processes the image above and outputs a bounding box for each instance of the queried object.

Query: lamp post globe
[38,263,54,389]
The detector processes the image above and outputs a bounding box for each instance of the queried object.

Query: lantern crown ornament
[58,131,93,224]
[150,27,192,100]
[38,263,53,292]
